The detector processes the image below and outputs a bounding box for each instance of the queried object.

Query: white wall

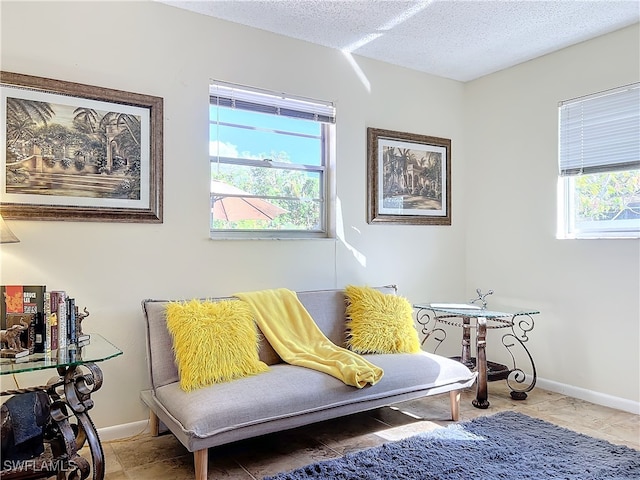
[464,24,640,408]
[1,1,637,432]
[0,0,467,430]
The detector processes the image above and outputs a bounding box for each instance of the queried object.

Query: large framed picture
[0,71,163,222]
[367,127,451,225]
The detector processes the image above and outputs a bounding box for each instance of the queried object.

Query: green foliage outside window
[574,170,640,222]
[211,151,321,231]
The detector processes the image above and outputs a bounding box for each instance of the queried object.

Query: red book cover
[2,285,45,321]
[2,285,46,352]
[2,285,24,326]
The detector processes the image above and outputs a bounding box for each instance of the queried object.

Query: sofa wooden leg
[449,390,461,421]
[194,449,208,480]
[149,410,160,437]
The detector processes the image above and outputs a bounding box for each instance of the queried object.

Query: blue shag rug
[263,411,640,479]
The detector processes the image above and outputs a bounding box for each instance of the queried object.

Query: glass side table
[1,333,122,480]
[413,303,539,409]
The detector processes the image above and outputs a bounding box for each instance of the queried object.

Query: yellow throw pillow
[344,285,421,354]
[166,299,269,392]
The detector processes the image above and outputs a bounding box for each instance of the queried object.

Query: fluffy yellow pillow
[345,285,421,354]
[166,299,269,392]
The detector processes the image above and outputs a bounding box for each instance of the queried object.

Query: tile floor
[100,382,640,479]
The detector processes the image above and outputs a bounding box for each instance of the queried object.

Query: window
[558,83,640,239]
[209,82,335,239]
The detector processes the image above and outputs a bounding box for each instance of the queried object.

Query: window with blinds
[558,83,640,239]
[209,81,335,239]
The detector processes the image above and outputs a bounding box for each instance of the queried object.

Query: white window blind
[209,82,335,124]
[559,83,640,176]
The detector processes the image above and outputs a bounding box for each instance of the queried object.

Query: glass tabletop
[0,333,122,375]
[413,302,540,318]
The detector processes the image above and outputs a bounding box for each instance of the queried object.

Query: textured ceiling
[159,0,639,82]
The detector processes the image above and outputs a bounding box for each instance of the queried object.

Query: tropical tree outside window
[209,82,335,239]
[558,83,640,239]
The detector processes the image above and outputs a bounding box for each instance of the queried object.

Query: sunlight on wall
[335,196,367,267]
[341,51,371,93]
[0,247,34,279]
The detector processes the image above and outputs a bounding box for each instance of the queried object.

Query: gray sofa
[141,286,476,480]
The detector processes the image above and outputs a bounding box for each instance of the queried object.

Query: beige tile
[370,405,423,427]
[301,411,390,447]
[103,442,125,475]
[534,408,640,450]
[328,432,388,455]
[373,420,444,442]
[121,454,194,480]
[601,416,640,449]
[391,396,454,421]
[104,471,129,480]
[78,441,123,476]
[206,456,257,480]
[524,396,618,429]
[107,433,189,470]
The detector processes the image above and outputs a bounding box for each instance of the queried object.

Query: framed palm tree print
[367,127,451,225]
[0,71,163,222]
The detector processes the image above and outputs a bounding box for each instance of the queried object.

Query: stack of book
[1,285,91,359]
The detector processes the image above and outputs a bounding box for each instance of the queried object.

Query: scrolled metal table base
[415,306,537,409]
[0,363,105,480]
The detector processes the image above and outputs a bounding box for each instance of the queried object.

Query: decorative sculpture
[0,324,26,351]
[76,307,90,336]
[470,288,494,309]
[0,317,29,357]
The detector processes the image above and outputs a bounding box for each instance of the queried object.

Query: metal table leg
[472,316,490,409]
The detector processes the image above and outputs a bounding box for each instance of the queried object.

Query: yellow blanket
[235,288,383,388]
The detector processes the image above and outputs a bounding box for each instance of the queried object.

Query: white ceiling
[159,0,640,82]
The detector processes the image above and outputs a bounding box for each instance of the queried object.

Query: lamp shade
[0,214,20,243]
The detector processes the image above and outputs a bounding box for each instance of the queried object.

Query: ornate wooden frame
[367,127,451,225]
[0,71,163,223]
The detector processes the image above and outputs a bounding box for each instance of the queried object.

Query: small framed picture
[367,127,451,225]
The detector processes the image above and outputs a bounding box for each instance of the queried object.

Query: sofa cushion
[153,351,473,439]
[344,285,421,354]
[166,299,269,391]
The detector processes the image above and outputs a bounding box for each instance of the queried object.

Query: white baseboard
[97,419,149,442]
[536,377,640,415]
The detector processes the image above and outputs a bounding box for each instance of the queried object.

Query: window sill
[209,235,336,241]
[557,233,640,240]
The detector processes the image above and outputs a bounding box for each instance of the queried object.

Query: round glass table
[414,303,539,409]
